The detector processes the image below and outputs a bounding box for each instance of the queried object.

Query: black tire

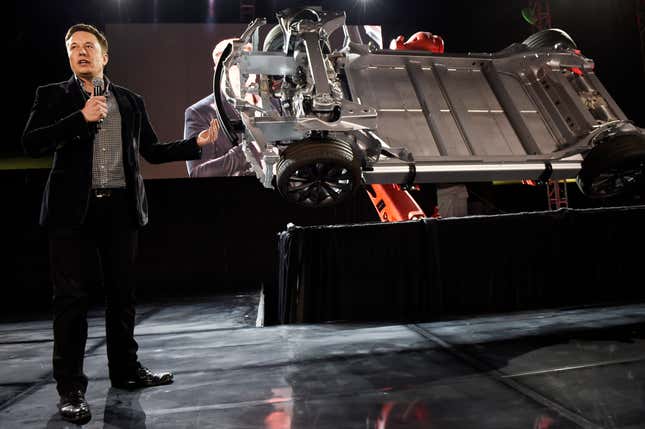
[522,28,577,50]
[576,134,645,198]
[276,139,361,208]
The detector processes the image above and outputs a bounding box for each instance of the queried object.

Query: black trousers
[49,189,140,394]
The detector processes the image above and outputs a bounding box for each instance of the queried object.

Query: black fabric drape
[277,206,645,323]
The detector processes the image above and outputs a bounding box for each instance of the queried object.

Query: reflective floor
[0,292,643,428]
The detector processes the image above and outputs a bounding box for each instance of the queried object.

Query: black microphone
[92,77,105,130]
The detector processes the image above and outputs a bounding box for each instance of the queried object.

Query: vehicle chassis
[214,7,645,207]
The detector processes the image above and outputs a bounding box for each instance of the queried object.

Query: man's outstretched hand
[196,119,220,146]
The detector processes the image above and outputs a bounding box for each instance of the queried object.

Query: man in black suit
[22,24,219,424]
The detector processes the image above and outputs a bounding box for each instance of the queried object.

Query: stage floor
[1,292,643,428]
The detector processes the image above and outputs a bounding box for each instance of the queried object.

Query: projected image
[183,38,258,178]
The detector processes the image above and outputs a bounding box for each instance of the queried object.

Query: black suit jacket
[22,76,202,227]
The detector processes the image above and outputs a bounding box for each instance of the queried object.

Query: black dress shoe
[58,390,91,424]
[111,364,174,390]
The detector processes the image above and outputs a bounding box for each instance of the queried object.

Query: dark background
[5,0,645,321]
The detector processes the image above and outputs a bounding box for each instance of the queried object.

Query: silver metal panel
[431,65,478,155]
[420,68,470,155]
[480,63,539,156]
[347,65,474,156]
[363,160,582,184]
[500,74,560,154]
[436,111,472,156]
[468,113,524,156]
[349,66,444,155]
[405,62,449,155]
[499,73,537,110]
[301,32,332,96]
[432,66,535,157]
[375,111,441,156]
[524,71,574,146]
[344,56,568,160]
[343,51,612,162]
[352,67,421,110]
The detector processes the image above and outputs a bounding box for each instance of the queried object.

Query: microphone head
[91,77,105,96]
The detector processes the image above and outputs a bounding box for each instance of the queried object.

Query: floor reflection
[2,297,643,428]
[263,387,293,429]
[103,387,146,429]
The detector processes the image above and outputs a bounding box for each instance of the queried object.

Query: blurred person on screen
[184,38,262,177]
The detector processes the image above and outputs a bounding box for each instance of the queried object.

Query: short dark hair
[65,24,109,54]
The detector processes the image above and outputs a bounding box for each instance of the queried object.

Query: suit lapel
[110,83,134,142]
[111,84,144,180]
[64,76,88,113]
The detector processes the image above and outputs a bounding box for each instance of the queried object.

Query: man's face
[66,31,108,79]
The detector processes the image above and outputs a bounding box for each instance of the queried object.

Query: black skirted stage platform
[277,205,645,324]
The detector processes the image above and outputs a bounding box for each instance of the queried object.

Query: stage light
[153,0,159,23]
[208,0,215,22]
[355,0,372,17]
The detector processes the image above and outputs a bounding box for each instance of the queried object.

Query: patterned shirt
[78,76,127,189]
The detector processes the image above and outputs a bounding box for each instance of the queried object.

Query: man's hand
[81,96,107,123]
[196,119,220,147]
